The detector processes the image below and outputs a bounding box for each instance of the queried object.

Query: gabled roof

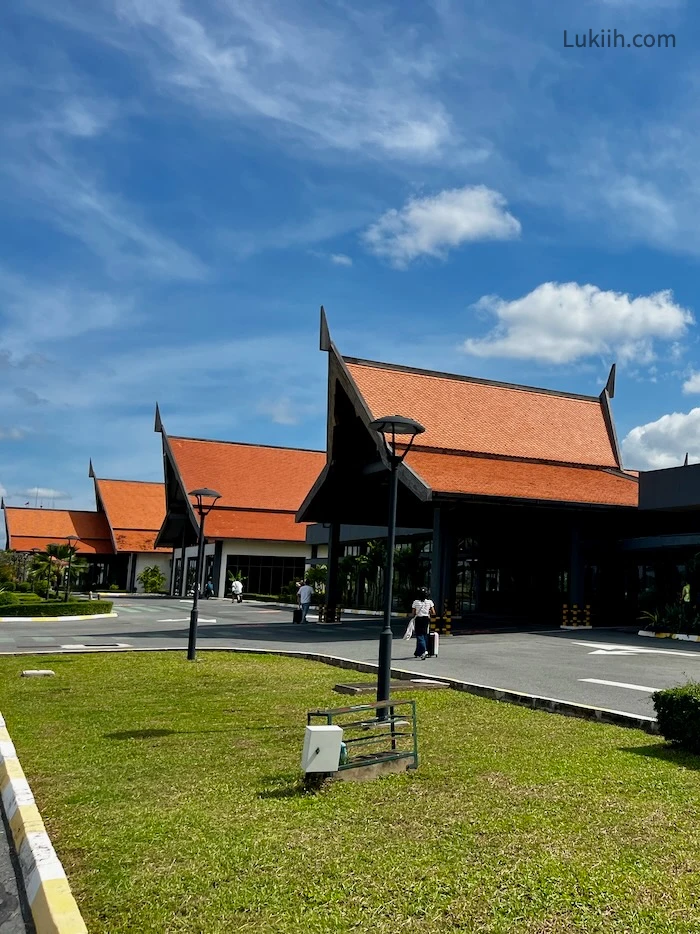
[344,358,619,468]
[94,478,169,553]
[3,507,114,554]
[169,437,325,511]
[161,435,325,542]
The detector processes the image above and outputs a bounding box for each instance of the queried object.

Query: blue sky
[2,0,700,517]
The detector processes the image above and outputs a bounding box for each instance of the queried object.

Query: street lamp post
[64,536,78,602]
[368,415,425,718]
[187,488,221,661]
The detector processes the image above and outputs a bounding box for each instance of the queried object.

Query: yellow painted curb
[0,712,88,933]
[0,612,117,623]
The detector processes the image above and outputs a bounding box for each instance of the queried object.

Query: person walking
[297,579,314,624]
[204,579,214,599]
[231,579,243,604]
[411,587,435,660]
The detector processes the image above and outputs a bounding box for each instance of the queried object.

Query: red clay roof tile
[346,360,618,468]
[169,438,325,511]
[96,479,169,553]
[204,509,308,541]
[405,450,639,507]
[4,508,114,554]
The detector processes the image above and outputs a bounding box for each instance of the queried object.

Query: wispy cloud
[0,428,27,440]
[464,283,693,364]
[363,186,521,268]
[330,253,353,267]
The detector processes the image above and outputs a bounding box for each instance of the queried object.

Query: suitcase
[293,608,302,624]
[428,630,439,657]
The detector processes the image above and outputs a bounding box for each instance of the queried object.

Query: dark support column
[325,522,341,617]
[568,525,585,626]
[431,507,455,614]
[179,526,187,597]
[211,541,223,597]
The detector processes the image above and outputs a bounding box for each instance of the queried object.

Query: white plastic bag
[402,619,415,640]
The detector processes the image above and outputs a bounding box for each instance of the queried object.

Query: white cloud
[463,282,693,364]
[330,253,353,267]
[622,409,700,470]
[363,186,521,268]
[111,0,457,161]
[256,397,301,425]
[0,428,27,440]
[683,372,700,393]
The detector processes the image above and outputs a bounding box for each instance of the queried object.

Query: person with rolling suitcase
[410,587,436,660]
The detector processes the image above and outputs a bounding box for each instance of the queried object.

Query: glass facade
[224,554,306,597]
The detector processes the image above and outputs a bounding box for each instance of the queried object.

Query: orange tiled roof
[205,509,309,542]
[346,360,618,468]
[405,450,639,507]
[96,479,169,553]
[4,508,114,554]
[169,438,325,513]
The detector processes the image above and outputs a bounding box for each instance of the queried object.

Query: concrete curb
[0,644,658,734]
[0,713,87,933]
[638,629,700,643]
[0,613,118,623]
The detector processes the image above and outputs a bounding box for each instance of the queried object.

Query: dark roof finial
[684,452,689,467]
[154,402,163,433]
[604,363,616,399]
[320,306,331,352]
[88,459,95,479]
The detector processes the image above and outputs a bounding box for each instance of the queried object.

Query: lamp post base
[377,625,393,718]
[187,607,198,661]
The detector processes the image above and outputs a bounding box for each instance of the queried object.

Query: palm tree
[30,544,88,599]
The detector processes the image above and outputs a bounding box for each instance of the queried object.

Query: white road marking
[580,678,658,693]
[60,643,132,649]
[572,640,700,659]
[587,649,640,656]
[157,618,216,623]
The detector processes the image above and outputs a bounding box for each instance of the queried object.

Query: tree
[137,565,167,594]
[305,564,328,593]
[29,544,88,598]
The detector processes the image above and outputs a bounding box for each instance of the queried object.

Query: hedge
[0,600,114,618]
[652,682,700,753]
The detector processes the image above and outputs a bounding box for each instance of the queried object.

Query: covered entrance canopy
[298,309,642,625]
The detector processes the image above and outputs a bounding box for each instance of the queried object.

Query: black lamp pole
[187,488,221,661]
[64,537,78,602]
[369,416,425,719]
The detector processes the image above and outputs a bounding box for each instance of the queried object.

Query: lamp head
[188,488,222,515]
[368,416,425,438]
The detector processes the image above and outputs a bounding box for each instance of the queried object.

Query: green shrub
[653,682,700,753]
[16,582,32,593]
[0,600,113,618]
[137,565,167,594]
[16,593,44,604]
[0,592,19,606]
[108,584,121,592]
[2,582,16,592]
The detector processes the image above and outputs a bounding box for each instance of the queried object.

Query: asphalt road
[1,597,699,718]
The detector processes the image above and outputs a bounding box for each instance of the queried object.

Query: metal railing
[307,699,418,772]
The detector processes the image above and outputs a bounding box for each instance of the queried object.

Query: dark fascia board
[430,491,636,511]
[296,462,332,524]
[598,388,622,469]
[92,477,118,553]
[342,355,601,404]
[3,503,10,550]
[331,345,431,502]
[154,429,199,548]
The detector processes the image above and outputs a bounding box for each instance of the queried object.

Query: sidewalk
[0,812,32,933]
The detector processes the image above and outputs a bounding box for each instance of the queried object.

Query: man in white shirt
[231,579,243,603]
[297,580,314,623]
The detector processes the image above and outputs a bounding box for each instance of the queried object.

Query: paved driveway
[1,598,699,718]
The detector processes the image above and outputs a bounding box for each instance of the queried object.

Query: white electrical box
[301,725,343,773]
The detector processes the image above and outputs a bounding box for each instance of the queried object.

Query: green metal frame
[307,698,418,771]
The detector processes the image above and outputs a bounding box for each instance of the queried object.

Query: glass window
[224,555,306,596]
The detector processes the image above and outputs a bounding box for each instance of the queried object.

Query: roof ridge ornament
[684,452,689,467]
[154,402,163,433]
[320,305,331,352]
[88,459,95,479]
[604,363,616,399]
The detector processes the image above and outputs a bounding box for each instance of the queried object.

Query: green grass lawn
[1,652,700,933]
